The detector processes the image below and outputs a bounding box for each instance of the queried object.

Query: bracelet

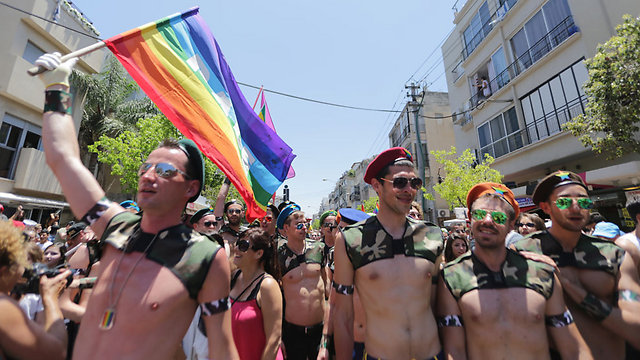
[44,90,73,115]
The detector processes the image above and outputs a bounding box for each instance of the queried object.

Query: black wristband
[44,90,72,114]
[224,177,231,185]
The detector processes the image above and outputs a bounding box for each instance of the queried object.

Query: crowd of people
[1,52,639,360]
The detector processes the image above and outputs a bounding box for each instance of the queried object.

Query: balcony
[468,16,579,110]
[463,1,516,60]
[12,148,63,195]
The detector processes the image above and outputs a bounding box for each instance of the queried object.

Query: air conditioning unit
[437,209,450,218]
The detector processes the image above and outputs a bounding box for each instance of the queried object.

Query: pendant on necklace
[100,308,116,330]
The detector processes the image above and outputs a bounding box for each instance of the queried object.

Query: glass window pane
[504,107,519,134]
[572,61,589,97]
[490,116,506,141]
[479,2,493,37]
[0,123,9,144]
[22,41,45,64]
[494,139,508,158]
[7,126,22,148]
[526,12,550,62]
[539,84,555,117]
[550,77,567,110]
[510,29,531,73]
[0,148,15,178]
[530,91,544,122]
[561,68,579,103]
[508,133,524,151]
[24,131,41,149]
[481,145,494,159]
[543,0,572,30]
[521,96,535,125]
[478,123,491,147]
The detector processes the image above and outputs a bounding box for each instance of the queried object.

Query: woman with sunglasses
[515,213,546,236]
[231,228,283,360]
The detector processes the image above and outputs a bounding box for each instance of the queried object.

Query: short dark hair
[239,228,280,281]
[444,234,468,262]
[587,212,606,225]
[517,213,546,231]
[627,198,640,223]
[224,199,245,213]
[376,159,415,181]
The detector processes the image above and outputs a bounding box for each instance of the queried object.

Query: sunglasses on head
[379,176,423,190]
[471,209,508,225]
[236,239,252,252]
[203,220,217,227]
[227,209,242,215]
[517,222,535,228]
[138,162,191,179]
[555,197,593,210]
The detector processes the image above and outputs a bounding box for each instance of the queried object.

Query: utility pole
[406,82,430,222]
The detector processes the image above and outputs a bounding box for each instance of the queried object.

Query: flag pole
[27,41,107,76]
[252,86,264,110]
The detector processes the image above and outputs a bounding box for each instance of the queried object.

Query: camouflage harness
[442,248,556,300]
[341,216,443,269]
[101,212,221,299]
[514,230,625,277]
[277,239,325,276]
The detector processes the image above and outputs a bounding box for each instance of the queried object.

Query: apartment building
[0,0,104,222]
[320,156,376,216]
[442,0,640,226]
[388,91,454,223]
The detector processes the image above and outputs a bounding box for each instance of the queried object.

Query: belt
[284,320,323,335]
[364,349,444,360]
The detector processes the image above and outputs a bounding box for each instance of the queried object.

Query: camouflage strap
[620,289,640,302]
[580,293,612,321]
[436,315,464,327]
[81,197,112,226]
[332,281,354,295]
[200,297,230,316]
[545,310,574,327]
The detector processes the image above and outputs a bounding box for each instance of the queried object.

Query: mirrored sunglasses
[138,162,191,179]
[555,197,593,210]
[236,239,252,252]
[296,223,306,230]
[379,176,423,190]
[471,209,508,225]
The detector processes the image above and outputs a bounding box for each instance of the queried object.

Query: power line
[0,0,101,40]
[237,82,401,113]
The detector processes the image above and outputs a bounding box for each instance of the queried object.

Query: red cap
[364,147,413,184]
[466,182,520,219]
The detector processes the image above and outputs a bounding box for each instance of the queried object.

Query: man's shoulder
[512,231,547,252]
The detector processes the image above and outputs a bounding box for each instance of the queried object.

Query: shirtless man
[333,147,443,360]
[515,171,640,359]
[35,53,237,359]
[438,182,590,359]
[277,203,326,359]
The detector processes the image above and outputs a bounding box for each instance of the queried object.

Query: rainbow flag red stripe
[104,7,295,219]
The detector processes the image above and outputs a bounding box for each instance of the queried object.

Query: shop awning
[0,192,68,209]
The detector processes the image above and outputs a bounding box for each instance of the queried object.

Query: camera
[13,263,75,295]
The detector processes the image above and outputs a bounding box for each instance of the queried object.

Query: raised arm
[36,53,122,239]
[545,273,592,360]
[213,178,232,219]
[332,230,355,360]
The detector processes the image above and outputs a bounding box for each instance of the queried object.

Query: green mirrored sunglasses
[555,197,593,210]
[471,209,508,225]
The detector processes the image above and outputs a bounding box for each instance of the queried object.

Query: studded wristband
[44,90,73,115]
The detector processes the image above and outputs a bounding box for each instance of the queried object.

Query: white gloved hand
[35,52,79,89]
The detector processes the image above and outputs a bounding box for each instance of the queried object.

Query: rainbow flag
[104,7,295,219]
[257,91,295,179]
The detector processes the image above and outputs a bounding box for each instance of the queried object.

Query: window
[463,2,493,58]
[0,114,42,179]
[520,59,587,144]
[22,41,45,64]
[491,47,509,89]
[478,107,522,159]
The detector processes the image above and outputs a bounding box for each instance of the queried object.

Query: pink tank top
[231,273,283,360]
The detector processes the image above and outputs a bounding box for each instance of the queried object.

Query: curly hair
[0,221,28,271]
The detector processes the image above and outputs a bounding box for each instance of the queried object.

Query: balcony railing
[468,16,579,109]
[524,95,585,144]
[462,1,517,59]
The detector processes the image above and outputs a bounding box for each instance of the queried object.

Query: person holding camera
[0,221,70,360]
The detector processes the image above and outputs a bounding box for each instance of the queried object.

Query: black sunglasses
[379,176,423,190]
[203,220,217,227]
[227,209,242,215]
[236,239,252,252]
[517,222,535,228]
[138,162,191,179]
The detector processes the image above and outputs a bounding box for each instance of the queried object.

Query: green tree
[431,147,503,208]
[564,15,640,159]
[88,114,239,203]
[363,195,379,213]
